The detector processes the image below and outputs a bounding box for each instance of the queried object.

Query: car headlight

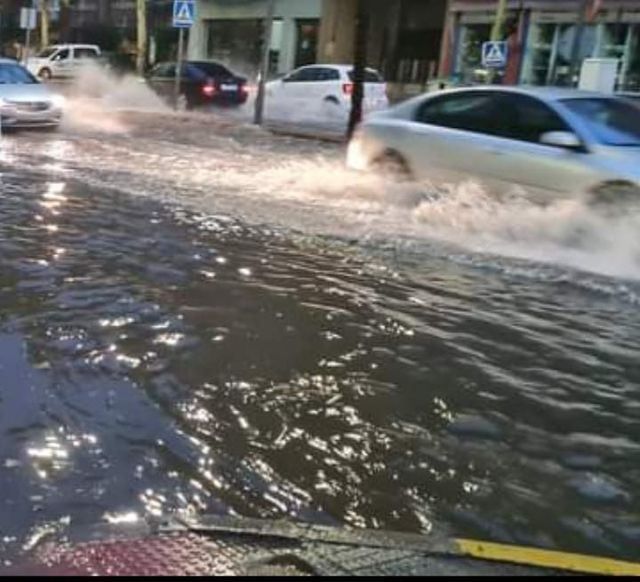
[50,94,66,108]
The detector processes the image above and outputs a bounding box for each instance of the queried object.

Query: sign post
[172,0,195,111]
[20,7,37,65]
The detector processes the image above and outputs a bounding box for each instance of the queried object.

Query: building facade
[318,0,447,86]
[187,0,323,77]
[441,0,640,91]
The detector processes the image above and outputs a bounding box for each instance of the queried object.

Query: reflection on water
[0,170,640,565]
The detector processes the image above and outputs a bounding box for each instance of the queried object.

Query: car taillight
[240,84,249,95]
[342,83,354,96]
[202,84,216,97]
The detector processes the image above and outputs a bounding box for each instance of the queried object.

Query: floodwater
[0,78,640,565]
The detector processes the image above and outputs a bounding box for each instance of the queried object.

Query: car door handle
[482,148,506,156]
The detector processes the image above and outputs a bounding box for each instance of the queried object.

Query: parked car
[146,61,249,110]
[347,86,640,203]
[26,44,102,80]
[264,64,389,134]
[0,59,64,129]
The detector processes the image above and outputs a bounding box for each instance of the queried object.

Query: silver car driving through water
[347,86,640,203]
[0,59,64,130]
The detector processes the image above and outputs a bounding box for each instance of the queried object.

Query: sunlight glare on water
[1,81,640,566]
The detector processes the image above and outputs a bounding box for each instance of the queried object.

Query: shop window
[521,22,597,86]
[295,20,319,68]
[455,24,491,83]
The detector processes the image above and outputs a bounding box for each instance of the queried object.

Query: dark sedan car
[147,60,249,110]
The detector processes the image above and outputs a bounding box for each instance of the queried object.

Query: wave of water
[6,68,640,290]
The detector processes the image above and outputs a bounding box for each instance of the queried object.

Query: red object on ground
[8,533,243,576]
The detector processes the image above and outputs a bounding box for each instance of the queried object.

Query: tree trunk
[254,0,275,125]
[136,0,147,75]
[40,0,50,50]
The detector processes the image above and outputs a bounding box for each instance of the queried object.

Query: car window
[0,63,37,84]
[502,94,570,144]
[37,47,57,59]
[53,49,70,61]
[285,67,316,82]
[416,92,508,137]
[190,62,232,78]
[561,98,640,146]
[75,48,98,59]
[348,69,384,83]
[314,68,340,81]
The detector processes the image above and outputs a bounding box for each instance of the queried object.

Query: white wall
[188,0,322,73]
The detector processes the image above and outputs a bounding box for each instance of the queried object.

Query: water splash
[59,62,169,134]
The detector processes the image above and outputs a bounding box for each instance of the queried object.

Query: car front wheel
[372,151,413,181]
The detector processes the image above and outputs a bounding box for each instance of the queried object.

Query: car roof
[0,58,20,65]
[297,64,381,72]
[435,85,611,102]
[188,60,228,67]
[49,44,99,49]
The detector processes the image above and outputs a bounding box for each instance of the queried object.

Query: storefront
[521,11,640,90]
[443,0,640,91]
[188,0,322,77]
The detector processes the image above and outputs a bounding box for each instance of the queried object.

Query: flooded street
[1,96,640,565]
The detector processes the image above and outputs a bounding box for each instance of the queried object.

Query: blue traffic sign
[173,0,195,28]
[482,41,508,69]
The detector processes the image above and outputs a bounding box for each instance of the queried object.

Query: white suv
[26,44,102,80]
[265,64,389,134]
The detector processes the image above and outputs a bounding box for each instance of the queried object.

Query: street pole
[489,0,508,84]
[490,0,508,42]
[25,26,31,65]
[347,0,367,141]
[254,0,275,125]
[569,0,589,86]
[174,27,184,109]
[136,0,147,76]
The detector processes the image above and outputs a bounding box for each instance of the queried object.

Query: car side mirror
[540,131,582,149]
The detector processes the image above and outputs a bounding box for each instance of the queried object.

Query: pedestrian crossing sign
[173,0,195,28]
[482,41,508,69]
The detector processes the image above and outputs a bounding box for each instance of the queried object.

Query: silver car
[0,59,64,130]
[347,86,640,203]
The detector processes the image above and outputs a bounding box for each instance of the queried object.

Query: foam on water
[10,64,640,286]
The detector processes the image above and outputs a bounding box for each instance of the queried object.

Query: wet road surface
[1,101,640,564]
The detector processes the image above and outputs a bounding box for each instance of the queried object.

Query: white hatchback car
[265,64,389,135]
[26,44,102,80]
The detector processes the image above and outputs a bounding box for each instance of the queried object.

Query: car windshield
[0,63,38,84]
[348,69,383,83]
[37,47,58,58]
[190,62,232,78]
[561,97,640,146]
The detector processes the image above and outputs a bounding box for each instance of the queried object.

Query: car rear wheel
[38,68,52,81]
[372,151,412,181]
[589,182,640,216]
